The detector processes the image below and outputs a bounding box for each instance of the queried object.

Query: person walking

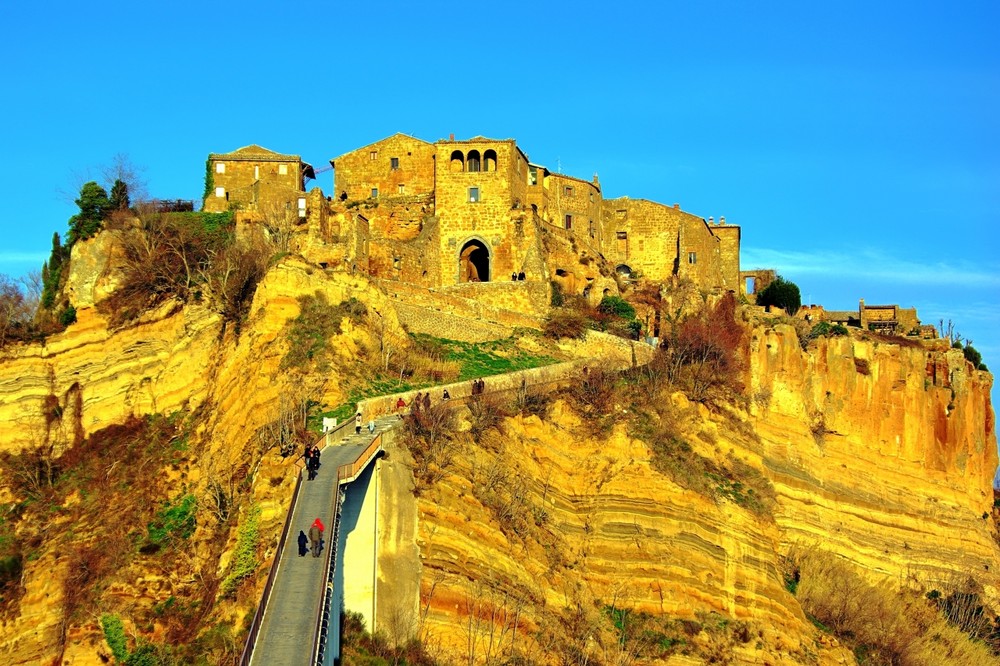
[355,412,362,435]
[308,523,322,558]
[396,396,406,419]
[442,389,450,401]
[367,419,375,434]
[297,530,309,557]
[422,392,431,411]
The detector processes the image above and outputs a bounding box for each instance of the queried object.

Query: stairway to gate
[241,415,399,666]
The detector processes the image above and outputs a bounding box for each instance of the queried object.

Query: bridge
[240,414,399,666]
[237,338,652,665]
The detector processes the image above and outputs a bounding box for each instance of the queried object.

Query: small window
[391,157,399,170]
[616,231,627,240]
[253,166,259,180]
[589,191,594,202]
[564,186,574,196]
[371,188,379,198]
[215,163,225,174]
[278,164,288,175]
[688,252,697,264]
[370,151,377,161]
[529,166,537,185]
[398,183,405,195]
[565,214,573,229]
[589,220,595,238]
[215,187,225,198]
[468,187,480,203]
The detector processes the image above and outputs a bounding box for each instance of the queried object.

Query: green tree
[109,178,130,211]
[41,232,67,309]
[756,275,801,316]
[67,181,110,246]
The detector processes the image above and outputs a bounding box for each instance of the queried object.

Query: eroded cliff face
[378,323,997,665]
[748,325,999,601]
[0,247,408,664]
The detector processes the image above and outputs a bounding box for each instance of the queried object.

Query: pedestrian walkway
[247,415,399,666]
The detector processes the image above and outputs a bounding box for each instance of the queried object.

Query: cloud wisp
[741,247,1000,289]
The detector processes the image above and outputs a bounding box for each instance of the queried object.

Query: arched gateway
[458,239,490,282]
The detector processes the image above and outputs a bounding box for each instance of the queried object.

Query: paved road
[250,417,400,666]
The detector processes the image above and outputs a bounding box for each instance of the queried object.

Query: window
[398,184,405,195]
[565,214,573,229]
[468,150,481,172]
[370,151,377,161]
[589,220,595,238]
[688,252,697,264]
[215,163,225,174]
[278,164,288,175]
[468,187,480,203]
[371,188,379,198]
[564,185,574,196]
[215,187,225,198]
[529,166,537,185]
[589,191,594,202]
[391,157,399,170]
[253,166,259,180]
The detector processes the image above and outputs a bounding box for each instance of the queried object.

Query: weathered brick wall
[205,155,304,213]
[678,217,724,289]
[601,198,681,281]
[333,134,436,203]
[547,173,604,249]
[712,224,741,293]
[367,216,440,286]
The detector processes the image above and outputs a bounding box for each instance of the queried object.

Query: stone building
[204,145,315,214]
[327,133,742,297]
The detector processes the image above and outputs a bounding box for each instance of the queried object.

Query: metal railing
[312,485,343,665]
[239,462,305,666]
[337,433,384,484]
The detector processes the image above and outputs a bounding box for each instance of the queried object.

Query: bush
[543,308,587,339]
[145,494,197,550]
[597,295,636,320]
[101,613,129,662]
[963,343,987,371]
[220,504,260,597]
[809,321,848,338]
[755,276,801,316]
[60,305,77,326]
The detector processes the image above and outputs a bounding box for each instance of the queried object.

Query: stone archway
[459,239,490,283]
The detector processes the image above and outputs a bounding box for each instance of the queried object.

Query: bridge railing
[337,432,384,484]
[239,462,306,666]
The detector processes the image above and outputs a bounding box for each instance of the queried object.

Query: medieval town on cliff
[202,134,927,336]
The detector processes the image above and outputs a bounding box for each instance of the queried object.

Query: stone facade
[331,134,436,204]
[204,145,313,213]
[206,134,743,302]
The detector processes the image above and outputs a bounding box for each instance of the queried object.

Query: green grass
[410,333,556,381]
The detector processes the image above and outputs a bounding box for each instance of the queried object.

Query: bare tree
[101,152,149,204]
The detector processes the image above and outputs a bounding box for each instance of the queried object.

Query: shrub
[101,613,129,663]
[597,295,636,320]
[662,292,745,400]
[963,343,987,371]
[60,305,77,326]
[282,294,367,371]
[220,504,260,597]
[550,280,564,307]
[809,321,848,338]
[755,276,801,316]
[145,494,197,550]
[543,308,587,339]
[67,181,110,247]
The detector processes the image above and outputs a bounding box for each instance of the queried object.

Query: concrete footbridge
[239,336,652,665]
[240,414,398,666]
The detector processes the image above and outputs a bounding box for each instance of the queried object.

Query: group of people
[510,271,526,281]
[304,444,322,480]
[298,517,325,558]
[471,378,486,395]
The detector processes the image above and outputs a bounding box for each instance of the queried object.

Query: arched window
[459,239,490,282]
[450,150,465,172]
[484,149,497,172]
[467,150,481,173]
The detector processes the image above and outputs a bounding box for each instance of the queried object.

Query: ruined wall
[333,134,436,203]
[712,222,742,293]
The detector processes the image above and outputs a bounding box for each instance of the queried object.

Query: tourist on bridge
[395,396,406,419]
[308,524,321,558]
[367,419,375,434]
[297,530,308,557]
[355,412,362,435]
[422,392,431,411]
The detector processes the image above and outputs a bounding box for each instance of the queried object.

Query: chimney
[673,203,680,210]
[720,216,726,225]
[708,216,714,225]
[449,133,455,141]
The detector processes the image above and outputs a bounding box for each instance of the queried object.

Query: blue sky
[1,1,997,457]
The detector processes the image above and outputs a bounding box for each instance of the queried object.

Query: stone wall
[205,147,305,213]
[601,198,682,280]
[332,134,436,203]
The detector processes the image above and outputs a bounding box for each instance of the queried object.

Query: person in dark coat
[422,392,430,411]
[355,412,362,434]
[297,530,309,557]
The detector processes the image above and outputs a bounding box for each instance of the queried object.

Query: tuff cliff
[0,232,996,665]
